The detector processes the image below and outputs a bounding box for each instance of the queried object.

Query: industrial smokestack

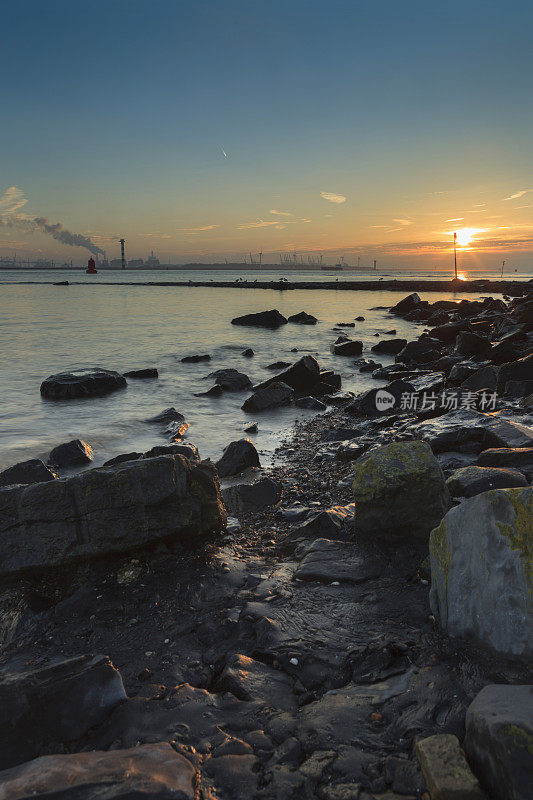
[1,215,105,256]
[120,238,126,270]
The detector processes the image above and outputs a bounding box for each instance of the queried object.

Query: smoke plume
[30,217,105,256]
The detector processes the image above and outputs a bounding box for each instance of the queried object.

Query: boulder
[0,654,126,770]
[0,459,57,488]
[431,320,472,342]
[40,368,127,399]
[446,466,528,498]
[371,338,407,355]
[292,504,355,539]
[47,439,93,468]
[123,367,158,379]
[454,331,491,358]
[241,382,294,412]
[490,340,521,365]
[103,452,142,467]
[295,396,327,411]
[0,743,195,800]
[294,538,381,585]
[195,384,223,397]
[396,339,440,364]
[389,293,421,316]
[288,311,318,324]
[222,477,282,512]
[352,379,414,416]
[478,448,533,478]
[0,455,226,576]
[331,340,363,356]
[429,487,533,658]
[413,410,506,455]
[497,353,533,393]
[460,364,498,391]
[207,368,252,391]
[415,734,483,800]
[213,654,296,711]
[465,684,533,800]
[180,354,211,362]
[352,441,451,539]
[242,348,254,357]
[143,443,200,462]
[356,358,381,373]
[231,309,288,328]
[146,407,185,425]
[253,356,320,394]
[215,439,260,477]
[505,380,533,397]
[266,361,291,370]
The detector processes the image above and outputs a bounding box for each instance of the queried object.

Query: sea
[0,267,530,473]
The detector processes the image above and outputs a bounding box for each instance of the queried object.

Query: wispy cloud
[503,189,531,201]
[0,186,27,215]
[320,192,346,204]
[393,218,413,226]
[237,217,307,230]
[446,218,464,222]
[269,209,293,216]
[178,225,220,233]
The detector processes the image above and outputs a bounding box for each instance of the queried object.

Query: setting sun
[454,227,484,247]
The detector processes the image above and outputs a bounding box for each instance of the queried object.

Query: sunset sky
[1,0,532,269]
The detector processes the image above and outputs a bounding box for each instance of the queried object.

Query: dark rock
[505,380,533,397]
[288,311,318,324]
[497,353,533,393]
[292,504,355,540]
[478,447,533,477]
[222,476,282,512]
[143,443,200,461]
[47,439,93,468]
[454,331,491,358]
[431,320,472,342]
[465,684,533,800]
[267,361,291,371]
[294,538,381,584]
[0,654,127,770]
[337,321,355,327]
[123,367,158,379]
[449,363,478,384]
[460,365,499,391]
[103,452,142,467]
[242,382,294,412]
[0,743,195,799]
[195,384,223,397]
[40,368,127,400]
[352,379,414,416]
[279,503,312,522]
[356,316,365,321]
[0,459,57,488]
[231,309,288,328]
[242,348,254,357]
[146,407,185,425]
[253,356,320,394]
[214,654,296,711]
[389,293,421,316]
[396,339,440,364]
[490,340,521,365]
[207,368,252,391]
[215,439,260,477]
[413,410,508,455]
[415,734,483,800]
[356,359,381,373]
[295,396,327,410]
[371,338,407,355]
[0,455,225,576]
[331,340,363,356]
[244,422,258,433]
[181,354,211,363]
[446,465,528,498]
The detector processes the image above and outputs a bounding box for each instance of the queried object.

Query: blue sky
[1,0,532,267]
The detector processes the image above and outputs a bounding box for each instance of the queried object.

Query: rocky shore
[0,289,531,799]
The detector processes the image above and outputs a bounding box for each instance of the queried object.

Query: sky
[1,0,532,270]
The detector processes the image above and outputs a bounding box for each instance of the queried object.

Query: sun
[454,227,483,247]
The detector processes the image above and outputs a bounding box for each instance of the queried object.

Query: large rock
[47,439,93,468]
[352,441,451,539]
[389,293,421,316]
[222,476,282,512]
[465,684,533,800]
[371,338,407,355]
[396,339,441,364]
[497,353,533,393]
[0,743,195,800]
[293,538,381,585]
[454,331,491,358]
[213,654,296,711]
[478,447,533,478]
[288,311,318,324]
[330,340,363,356]
[415,734,483,800]
[413,410,508,455]
[0,455,226,576]
[460,364,499,391]
[207,368,252,391]
[215,439,260,477]
[0,459,57,488]
[231,309,288,328]
[429,487,533,658]
[40,368,127,399]
[123,367,158,379]
[241,382,294,412]
[253,356,320,394]
[0,654,126,770]
[446,466,528,498]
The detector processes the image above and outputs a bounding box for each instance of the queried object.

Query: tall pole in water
[453,232,458,280]
[120,238,126,270]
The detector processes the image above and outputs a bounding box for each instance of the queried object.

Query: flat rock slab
[294,538,382,584]
[40,368,127,399]
[446,465,528,498]
[415,734,483,800]
[0,743,195,800]
[213,654,296,711]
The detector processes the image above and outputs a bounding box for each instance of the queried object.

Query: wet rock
[204,753,260,799]
[505,379,533,397]
[267,361,291,371]
[415,734,483,800]
[483,418,533,449]
[288,311,318,324]
[454,331,491,359]
[103,452,143,466]
[356,316,366,321]
[292,504,355,539]
[207,368,252,391]
[214,654,296,711]
[242,382,294,412]
[430,487,533,658]
[413,410,506,455]
[0,455,225,576]
[446,465,527,498]
[143,442,200,461]
[295,396,327,410]
[244,422,258,433]
[123,367,158,378]
[254,356,321,394]
[459,364,498,390]
[371,338,407,355]
[389,293,421,316]
[0,654,126,770]
[0,743,195,800]
[352,379,414,416]
[352,441,451,539]
[356,358,381,373]
[431,320,472,343]
[396,339,441,364]
[465,684,533,800]
[490,340,520,365]
[196,384,223,397]
[294,538,381,584]
[478,447,533,477]
[47,439,93,468]
[222,476,282,512]
[242,348,254,357]
[335,441,369,462]
[146,407,185,425]
[331,340,364,356]
[0,459,57,488]
[231,309,288,328]
[181,353,211,362]
[279,503,312,522]
[40,368,127,399]
[497,352,533,392]
[215,439,260,477]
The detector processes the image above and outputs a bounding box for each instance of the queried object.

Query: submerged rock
[352,441,451,539]
[207,368,252,391]
[215,439,260,477]
[0,459,57,488]
[146,407,185,425]
[0,455,225,576]
[242,382,294,412]
[40,368,127,399]
[288,311,318,324]
[429,487,533,658]
[465,684,533,800]
[123,367,158,378]
[330,340,363,356]
[371,338,407,355]
[231,309,288,328]
[47,439,93,468]
[181,353,211,363]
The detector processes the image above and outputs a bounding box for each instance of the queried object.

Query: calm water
[0,269,509,473]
